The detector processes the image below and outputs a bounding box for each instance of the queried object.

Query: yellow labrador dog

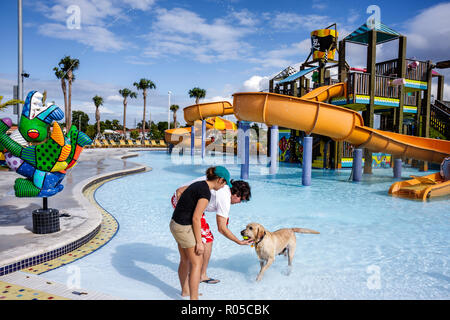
[241,223,319,281]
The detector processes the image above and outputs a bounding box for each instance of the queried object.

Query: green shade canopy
[278,66,319,84]
[344,23,401,45]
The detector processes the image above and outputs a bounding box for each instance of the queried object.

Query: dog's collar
[255,232,266,246]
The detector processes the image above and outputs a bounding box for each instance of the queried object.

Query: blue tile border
[0,225,100,277]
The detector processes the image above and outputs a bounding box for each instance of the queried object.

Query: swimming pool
[43,151,450,299]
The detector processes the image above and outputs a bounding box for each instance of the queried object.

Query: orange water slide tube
[184,101,234,126]
[165,101,234,145]
[232,83,450,164]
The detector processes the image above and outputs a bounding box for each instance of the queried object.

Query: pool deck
[0,148,154,300]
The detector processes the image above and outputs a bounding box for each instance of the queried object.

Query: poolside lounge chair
[102,139,111,148]
[127,139,135,147]
[143,140,151,147]
[119,139,127,148]
[94,139,103,148]
[134,139,142,147]
[150,140,158,147]
[159,140,167,147]
[109,140,118,148]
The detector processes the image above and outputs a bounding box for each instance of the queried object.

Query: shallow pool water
[44,151,450,300]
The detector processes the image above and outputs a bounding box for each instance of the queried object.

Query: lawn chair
[127,139,135,147]
[102,139,111,148]
[143,140,151,147]
[119,139,127,148]
[151,140,158,147]
[134,139,142,147]
[109,140,118,148]
[94,139,103,148]
[159,140,167,147]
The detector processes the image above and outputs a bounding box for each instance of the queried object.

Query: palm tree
[119,88,137,138]
[53,66,68,126]
[133,78,156,140]
[57,56,80,130]
[188,87,206,105]
[0,96,23,111]
[92,95,103,136]
[170,104,180,129]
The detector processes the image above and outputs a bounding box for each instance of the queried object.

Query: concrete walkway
[0,148,152,299]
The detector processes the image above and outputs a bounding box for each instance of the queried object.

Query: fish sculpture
[0,91,92,197]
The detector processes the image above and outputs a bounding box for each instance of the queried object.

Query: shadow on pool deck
[111,242,181,299]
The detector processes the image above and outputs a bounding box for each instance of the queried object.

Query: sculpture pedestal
[32,208,60,234]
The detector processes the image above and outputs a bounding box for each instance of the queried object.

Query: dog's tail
[292,228,320,234]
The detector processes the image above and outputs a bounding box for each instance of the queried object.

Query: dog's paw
[283,266,293,276]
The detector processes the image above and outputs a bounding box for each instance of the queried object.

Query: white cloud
[122,0,156,11]
[227,9,259,27]
[106,95,124,102]
[346,9,360,25]
[0,75,122,124]
[312,0,327,10]
[403,2,450,61]
[248,38,311,68]
[241,76,270,92]
[205,95,233,104]
[143,8,255,63]
[38,23,128,52]
[35,0,142,52]
[270,12,331,31]
[37,0,123,27]
[77,101,116,115]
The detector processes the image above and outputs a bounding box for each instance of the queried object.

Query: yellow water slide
[233,83,450,163]
[165,101,234,146]
[183,101,234,125]
[233,83,450,199]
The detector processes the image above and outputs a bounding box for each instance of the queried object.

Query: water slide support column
[237,121,243,162]
[201,120,206,159]
[190,125,195,157]
[353,148,363,182]
[302,135,312,186]
[270,126,278,174]
[393,158,402,179]
[240,121,250,179]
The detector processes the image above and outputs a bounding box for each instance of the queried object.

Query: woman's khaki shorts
[170,219,196,248]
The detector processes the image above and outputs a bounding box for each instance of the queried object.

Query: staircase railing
[431,100,450,138]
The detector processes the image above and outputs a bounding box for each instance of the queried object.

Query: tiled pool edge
[0,153,149,277]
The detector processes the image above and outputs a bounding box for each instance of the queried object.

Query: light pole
[17,0,23,125]
[168,91,172,130]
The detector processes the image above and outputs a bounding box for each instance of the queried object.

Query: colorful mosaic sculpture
[0,91,92,197]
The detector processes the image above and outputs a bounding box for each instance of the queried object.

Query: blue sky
[0,0,449,126]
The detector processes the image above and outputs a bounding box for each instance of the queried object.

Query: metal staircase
[431,100,450,139]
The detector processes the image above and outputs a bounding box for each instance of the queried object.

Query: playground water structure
[41,151,450,300]
[164,82,450,199]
